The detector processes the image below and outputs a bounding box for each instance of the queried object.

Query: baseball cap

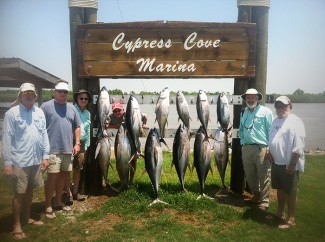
[55,82,69,91]
[112,102,123,111]
[275,96,291,105]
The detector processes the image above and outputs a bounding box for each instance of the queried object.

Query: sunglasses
[56,90,68,94]
[79,97,89,101]
[113,109,122,113]
[21,91,35,95]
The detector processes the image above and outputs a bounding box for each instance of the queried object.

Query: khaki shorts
[12,165,44,194]
[47,154,73,173]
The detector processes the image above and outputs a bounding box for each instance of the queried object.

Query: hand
[73,144,81,155]
[286,164,295,174]
[265,151,274,163]
[4,165,13,176]
[41,159,49,173]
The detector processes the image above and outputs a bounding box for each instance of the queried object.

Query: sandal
[278,219,296,229]
[45,210,56,219]
[11,231,27,240]
[28,219,44,226]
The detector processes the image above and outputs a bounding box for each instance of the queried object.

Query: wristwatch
[76,141,81,145]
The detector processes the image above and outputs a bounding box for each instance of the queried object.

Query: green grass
[0,154,324,242]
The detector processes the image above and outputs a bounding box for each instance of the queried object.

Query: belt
[243,144,268,149]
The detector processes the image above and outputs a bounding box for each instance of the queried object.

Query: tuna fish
[125,95,142,156]
[144,128,168,206]
[114,124,132,191]
[213,127,229,188]
[196,90,210,136]
[193,126,212,199]
[172,124,190,192]
[95,136,111,188]
[155,87,170,138]
[217,92,230,130]
[97,86,110,137]
[176,91,191,129]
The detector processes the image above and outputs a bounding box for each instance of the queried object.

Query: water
[1,102,324,150]
[139,103,325,150]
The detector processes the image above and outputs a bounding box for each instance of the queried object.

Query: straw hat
[241,88,263,100]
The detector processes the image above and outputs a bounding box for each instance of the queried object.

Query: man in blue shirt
[239,88,273,210]
[2,83,49,240]
[41,81,81,218]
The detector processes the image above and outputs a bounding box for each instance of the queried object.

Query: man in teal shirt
[239,88,273,210]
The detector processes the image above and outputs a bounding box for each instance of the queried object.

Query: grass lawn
[0,154,324,242]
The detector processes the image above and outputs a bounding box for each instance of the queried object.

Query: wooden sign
[77,21,256,78]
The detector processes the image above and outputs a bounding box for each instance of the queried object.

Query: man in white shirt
[266,96,306,229]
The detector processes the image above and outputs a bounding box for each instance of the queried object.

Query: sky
[1,0,324,95]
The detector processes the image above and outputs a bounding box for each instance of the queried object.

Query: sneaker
[73,193,86,201]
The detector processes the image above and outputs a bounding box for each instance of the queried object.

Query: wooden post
[231,2,270,194]
[69,1,102,195]
[252,6,269,106]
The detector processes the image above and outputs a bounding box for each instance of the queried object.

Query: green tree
[293,88,304,95]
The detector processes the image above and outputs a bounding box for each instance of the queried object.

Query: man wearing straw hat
[2,83,49,240]
[239,88,273,210]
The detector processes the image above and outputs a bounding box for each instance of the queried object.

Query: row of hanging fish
[94,86,232,205]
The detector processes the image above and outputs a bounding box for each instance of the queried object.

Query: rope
[116,0,124,22]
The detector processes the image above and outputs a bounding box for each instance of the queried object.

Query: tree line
[0,88,324,103]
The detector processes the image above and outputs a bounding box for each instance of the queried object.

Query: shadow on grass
[0,200,44,234]
[242,205,281,228]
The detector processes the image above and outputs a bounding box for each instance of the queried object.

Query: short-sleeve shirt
[41,99,81,154]
[269,113,306,172]
[74,103,91,150]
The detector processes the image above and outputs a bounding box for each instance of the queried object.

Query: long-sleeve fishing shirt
[1,103,50,167]
[239,104,274,146]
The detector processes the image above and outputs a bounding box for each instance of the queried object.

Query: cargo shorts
[47,154,73,173]
[12,164,44,194]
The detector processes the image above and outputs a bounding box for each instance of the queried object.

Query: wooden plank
[77,21,256,78]
[79,59,253,77]
[83,42,249,61]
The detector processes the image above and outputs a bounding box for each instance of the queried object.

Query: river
[138,103,325,150]
[1,102,323,150]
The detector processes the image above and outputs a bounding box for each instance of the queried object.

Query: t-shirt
[269,113,306,172]
[41,99,81,154]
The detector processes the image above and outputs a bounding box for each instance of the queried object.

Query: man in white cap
[266,96,306,229]
[2,83,49,239]
[239,88,273,210]
[40,81,81,218]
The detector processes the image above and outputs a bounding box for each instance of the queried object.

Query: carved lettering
[112,33,172,54]
[184,32,221,50]
[136,58,196,73]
